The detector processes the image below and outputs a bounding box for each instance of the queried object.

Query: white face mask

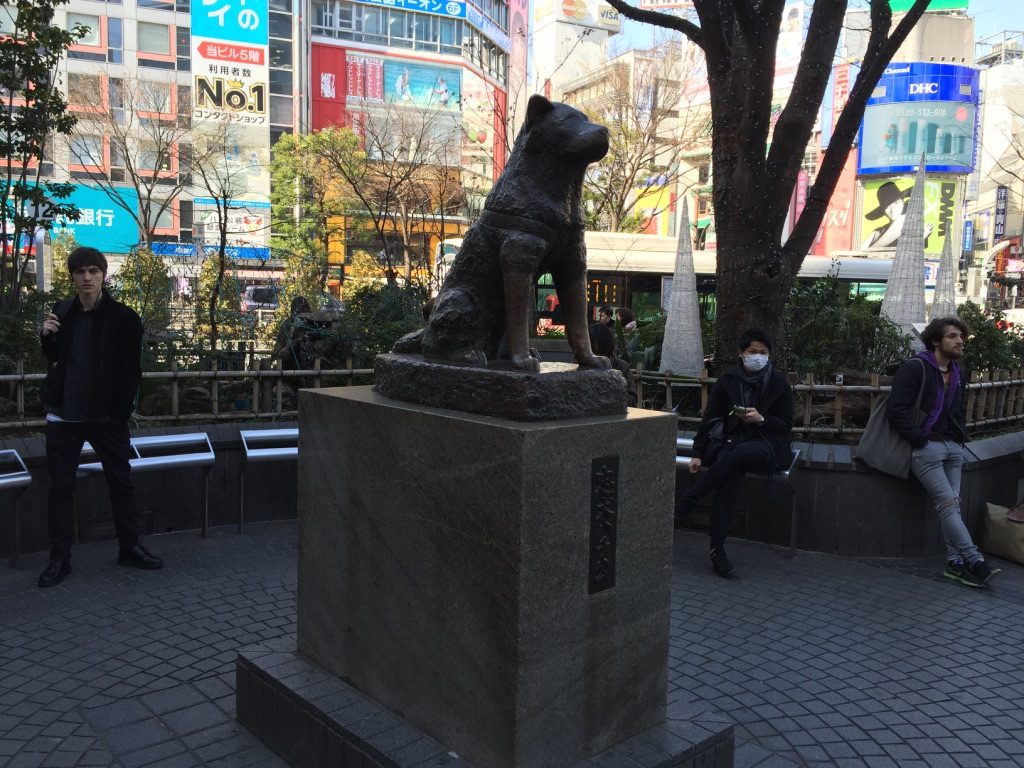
[743,353,769,372]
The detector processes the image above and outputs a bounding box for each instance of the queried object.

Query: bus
[435,232,898,324]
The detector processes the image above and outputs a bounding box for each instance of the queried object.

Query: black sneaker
[949,560,987,589]
[943,560,967,583]
[710,546,735,578]
[968,559,1000,586]
[38,558,70,588]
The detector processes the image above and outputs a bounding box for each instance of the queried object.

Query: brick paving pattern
[1,521,1022,767]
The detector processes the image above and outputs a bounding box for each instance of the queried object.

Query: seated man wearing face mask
[681,328,795,577]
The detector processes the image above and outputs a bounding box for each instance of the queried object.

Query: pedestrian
[588,322,637,407]
[598,305,614,328]
[38,247,163,588]
[888,317,999,588]
[681,328,794,577]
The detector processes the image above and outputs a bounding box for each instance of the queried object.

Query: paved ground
[1,522,1022,768]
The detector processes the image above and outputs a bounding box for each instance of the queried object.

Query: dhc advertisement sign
[858,63,980,176]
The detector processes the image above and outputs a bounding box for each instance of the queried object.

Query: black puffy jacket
[692,364,795,466]
[41,291,143,424]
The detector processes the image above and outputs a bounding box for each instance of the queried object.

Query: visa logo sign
[908,82,939,95]
[599,8,619,19]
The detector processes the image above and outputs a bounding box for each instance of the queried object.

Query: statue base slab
[279,386,697,767]
[373,353,626,421]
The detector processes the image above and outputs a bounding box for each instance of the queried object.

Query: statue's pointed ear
[525,94,554,126]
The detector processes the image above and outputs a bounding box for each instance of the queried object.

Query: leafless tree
[65,76,214,245]
[316,102,467,285]
[604,0,933,364]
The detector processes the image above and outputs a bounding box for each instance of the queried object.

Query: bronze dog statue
[397,95,610,372]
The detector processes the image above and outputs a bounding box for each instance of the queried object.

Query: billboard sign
[533,0,621,31]
[962,219,974,252]
[192,0,272,236]
[858,63,980,176]
[52,185,140,254]
[383,60,462,109]
[889,0,968,10]
[860,175,958,256]
[191,0,268,45]
[355,0,466,17]
[995,186,1008,239]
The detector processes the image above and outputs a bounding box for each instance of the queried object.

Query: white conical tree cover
[879,160,927,339]
[929,230,958,319]
[660,197,704,375]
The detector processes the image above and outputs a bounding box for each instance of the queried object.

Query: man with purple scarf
[888,317,1000,588]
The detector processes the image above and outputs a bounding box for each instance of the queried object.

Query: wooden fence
[0,357,373,429]
[638,367,1024,438]
[4,357,1024,438]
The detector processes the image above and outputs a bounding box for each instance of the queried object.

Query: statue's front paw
[511,354,541,373]
[578,354,612,370]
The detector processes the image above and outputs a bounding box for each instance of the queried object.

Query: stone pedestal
[293,386,677,768]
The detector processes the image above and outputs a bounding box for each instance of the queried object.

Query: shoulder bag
[855,358,927,479]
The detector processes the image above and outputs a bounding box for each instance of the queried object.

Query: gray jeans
[910,439,981,563]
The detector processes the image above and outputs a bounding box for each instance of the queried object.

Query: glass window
[107,17,123,63]
[270,95,293,126]
[153,201,174,229]
[0,6,17,35]
[68,13,100,46]
[269,0,291,10]
[141,143,172,171]
[362,7,383,41]
[439,18,460,52]
[269,39,292,68]
[269,69,292,96]
[313,0,334,31]
[269,11,291,39]
[137,0,174,8]
[109,77,125,122]
[67,73,101,105]
[109,139,126,167]
[139,81,173,113]
[138,21,170,54]
[71,135,103,166]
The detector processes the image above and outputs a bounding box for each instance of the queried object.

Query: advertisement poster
[52,185,141,254]
[459,69,496,171]
[860,176,958,256]
[858,63,980,176]
[191,0,271,246]
[383,60,461,110]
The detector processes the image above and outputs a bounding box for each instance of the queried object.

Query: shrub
[956,301,1022,376]
[783,275,912,379]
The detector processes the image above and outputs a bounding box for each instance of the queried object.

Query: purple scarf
[916,350,960,434]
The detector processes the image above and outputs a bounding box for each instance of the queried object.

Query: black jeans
[685,439,773,549]
[45,420,138,559]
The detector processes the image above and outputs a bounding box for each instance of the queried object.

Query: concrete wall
[676,431,1024,558]
[5,422,1023,561]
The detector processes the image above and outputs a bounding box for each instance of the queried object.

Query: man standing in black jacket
[38,247,162,588]
[888,317,998,589]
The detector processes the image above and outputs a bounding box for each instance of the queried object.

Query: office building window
[0,6,17,35]
[176,26,190,71]
[107,17,123,63]
[138,21,170,54]
[68,13,100,46]
[70,135,103,167]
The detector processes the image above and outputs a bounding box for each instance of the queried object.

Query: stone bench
[1,449,32,567]
[676,435,801,555]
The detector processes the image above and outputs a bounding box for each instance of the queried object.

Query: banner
[858,63,980,176]
[860,175,958,256]
[383,60,462,110]
[52,185,140,254]
[191,0,271,246]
